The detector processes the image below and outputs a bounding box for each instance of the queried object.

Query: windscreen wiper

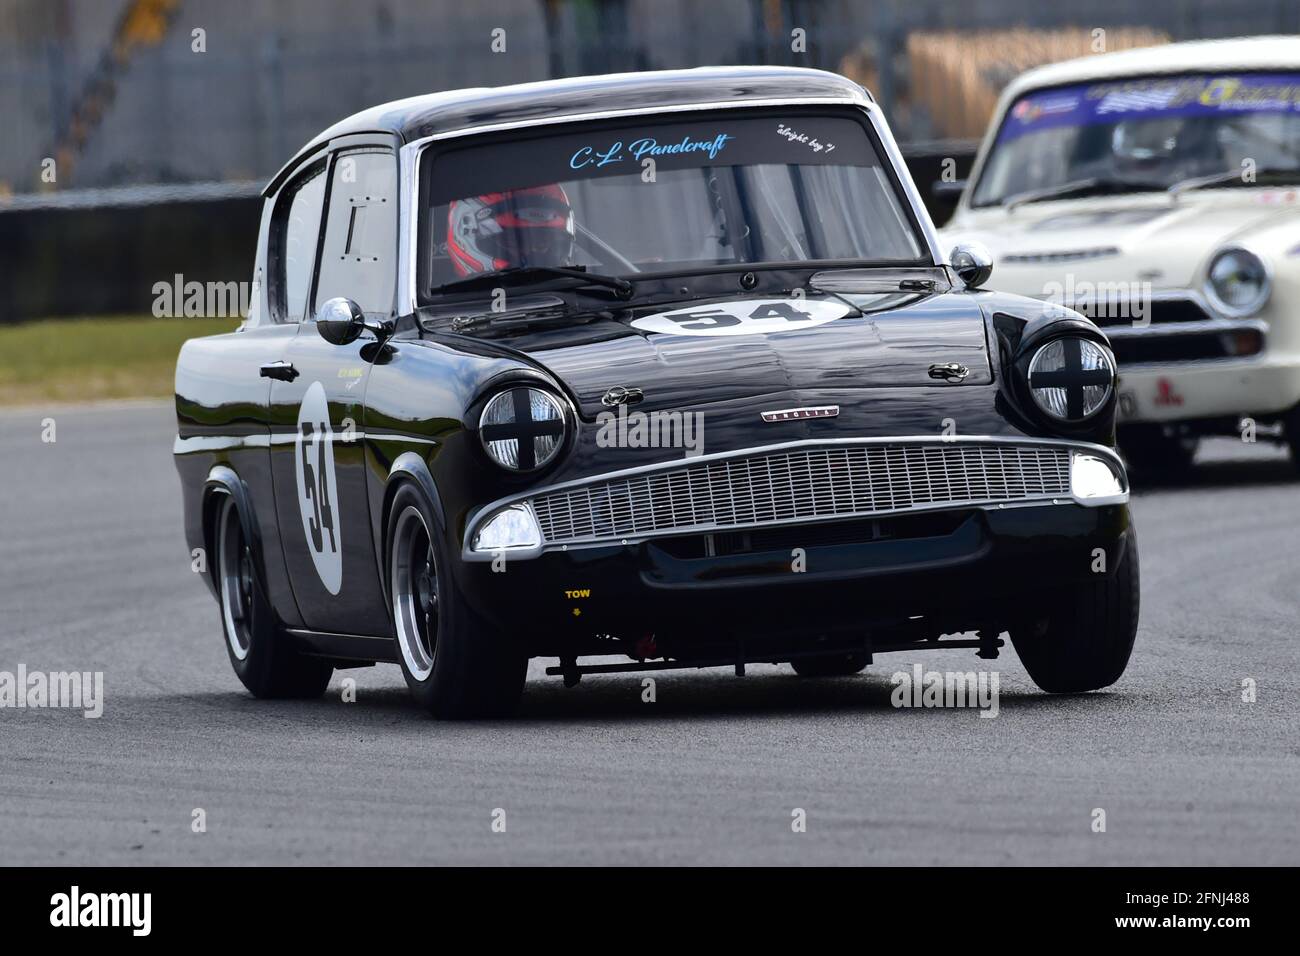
[1169,166,1300,195]
[807,270,942,294]
[447,312,613,334]
[416,292,612,334]
[432,265,633,298]
[1004,177,1168,210]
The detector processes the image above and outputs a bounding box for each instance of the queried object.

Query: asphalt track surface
[1,401,1297,866]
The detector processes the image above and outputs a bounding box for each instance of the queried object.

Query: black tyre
[1284,404,1300,472]
[386,483,527,718]
[1119,425,1196,478]
[214,493,333,698]
[1010,534,1140,693]
[790,652,869,677]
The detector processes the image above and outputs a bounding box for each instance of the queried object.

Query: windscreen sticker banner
[998,73,1300,143]
[428,116,876,204]
[630,298,853,337]
[776,122,838,154]
[295,381,342,595]
[570,133,733,170]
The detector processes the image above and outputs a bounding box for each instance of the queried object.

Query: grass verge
[0,316,240,405]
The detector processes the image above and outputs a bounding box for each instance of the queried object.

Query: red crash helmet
[447,184,575,276]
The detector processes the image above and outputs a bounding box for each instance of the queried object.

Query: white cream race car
[939,36,1300,473]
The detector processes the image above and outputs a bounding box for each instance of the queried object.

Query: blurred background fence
[1,0,1297,319]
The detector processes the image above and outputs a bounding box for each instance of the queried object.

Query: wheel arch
[378,452,449,608]
[201,465,264,599]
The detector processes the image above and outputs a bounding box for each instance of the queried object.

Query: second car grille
[528,441,1072,546]
[1071,297,1212,327]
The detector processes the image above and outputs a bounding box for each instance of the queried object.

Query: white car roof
[1005,35,1300,100]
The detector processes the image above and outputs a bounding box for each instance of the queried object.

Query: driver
[447,184,576,276]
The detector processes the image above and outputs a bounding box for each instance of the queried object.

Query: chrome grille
[528,442,1072,546]
[1003,246,1119,264]
[1071,296,1212,328]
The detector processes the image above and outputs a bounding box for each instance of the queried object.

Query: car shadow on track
[510,669,1133,723]
[139,668,1132,728]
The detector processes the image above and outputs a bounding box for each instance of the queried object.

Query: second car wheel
[1010,534,1140,693]
[386,482,527,719]
[1119,425,1197,479]
[213,492,333,698]
[1284,403,1300,472]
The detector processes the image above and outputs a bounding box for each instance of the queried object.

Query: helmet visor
[484,194,574,267]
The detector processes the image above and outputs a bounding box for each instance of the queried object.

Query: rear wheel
[1010,534,1140,693]
[790,652,869,677]
[387,483,527,718]
[214,493,332,698]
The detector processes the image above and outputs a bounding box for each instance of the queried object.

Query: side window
[271,165,327,322]
[314,150,398,316]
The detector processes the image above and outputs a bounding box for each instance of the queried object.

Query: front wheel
[214,493,332,698]
[1010,534,1140,693]
[386,483,527,719]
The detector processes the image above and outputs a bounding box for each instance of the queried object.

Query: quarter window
[273,165,326,323]
[314,150,398,316]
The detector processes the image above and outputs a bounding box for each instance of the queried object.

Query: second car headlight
[1205,247,1270,316]
[479,386,567,471]
[1026,337,1114,421]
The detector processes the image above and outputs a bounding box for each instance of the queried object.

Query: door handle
[928,362,970,383]
[259,361,299,382]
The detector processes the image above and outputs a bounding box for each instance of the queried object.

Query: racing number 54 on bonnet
[174,67,1138,718]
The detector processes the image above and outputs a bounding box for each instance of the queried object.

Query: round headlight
[1027,338,1114,421]
[479,387,566,471]
[1205,248,1270,316]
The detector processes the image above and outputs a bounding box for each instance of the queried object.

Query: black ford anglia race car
[175,67,1138,717]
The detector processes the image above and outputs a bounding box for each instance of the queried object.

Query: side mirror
[315,297,365,345]
[315,297,392,345]
[950,243,993,289]
[931,179,967,202]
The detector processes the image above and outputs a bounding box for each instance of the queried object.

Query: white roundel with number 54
[295,380,342,595]
[630,298,852,337]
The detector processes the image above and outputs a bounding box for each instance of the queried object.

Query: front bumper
[1116,355,1300,425]
[459,501,1133,652]
[463,435,1128,562]
[453,435,1131,653]
[1063,290,1300,426]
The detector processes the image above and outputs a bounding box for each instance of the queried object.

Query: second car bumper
[1116,355,1300,424]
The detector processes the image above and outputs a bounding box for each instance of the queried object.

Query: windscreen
[421,112,925,292]
[972,73,1300,206]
